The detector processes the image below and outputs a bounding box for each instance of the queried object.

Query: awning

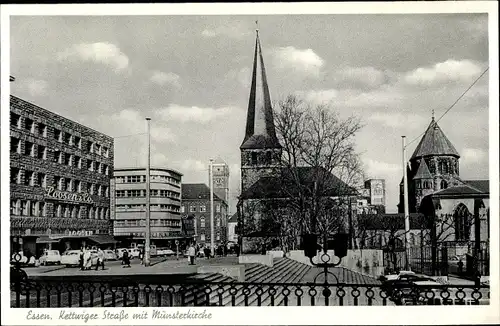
[36,236,60,244]
[87,235,118,245]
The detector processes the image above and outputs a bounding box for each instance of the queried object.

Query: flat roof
[114,166,183,176]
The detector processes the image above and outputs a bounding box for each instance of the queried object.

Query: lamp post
[209,159,215,257]
[402,136,411,271]
[143,118,151,267]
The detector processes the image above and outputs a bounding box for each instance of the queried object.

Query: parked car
[116,248,129,259]
[103,250,118,261]
[129,248,141,259]
[39,250,62,266]
[380,271,441,305]
[61,250,82,267]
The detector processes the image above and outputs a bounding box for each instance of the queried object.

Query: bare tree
[266,95,364,251]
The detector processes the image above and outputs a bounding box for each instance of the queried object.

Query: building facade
[181,183,228,247]
[10,95,114,257]
[357,179,386,214]
[211,158,230,207]
[112,168,183,248]
[227,213,238,243]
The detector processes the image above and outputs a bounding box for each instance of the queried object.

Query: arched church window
[251,152,258,165]
[440,180,448,189]
[454,203,471,241]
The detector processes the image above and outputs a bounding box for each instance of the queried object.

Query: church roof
[410,118,459,160]
[240,166,358,199]
[240,31,281,150]
[464,180,489,193]
[431,182,489,198]
[181,183,224,202]
[228,213,238,223]
[413,159,432,179]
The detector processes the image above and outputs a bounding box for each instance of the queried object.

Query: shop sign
[45,186,93,204]
[67,230,94,236]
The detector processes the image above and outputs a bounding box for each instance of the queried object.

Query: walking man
[79,247,85,271]
[122,249,131,268]
[188,243,196,265]
[95,248,105,271]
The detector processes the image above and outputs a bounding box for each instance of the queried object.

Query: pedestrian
[83,247,92,270]
[122,249,131,268]
[95,248,105,271]
[79,247,85,270]
[188,243,196,265]
[204,246,210,259]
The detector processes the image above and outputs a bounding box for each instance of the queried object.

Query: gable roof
[240,166,358,200]
[182,183,224,202]
[413,159,433,179]
[411,118,459,159]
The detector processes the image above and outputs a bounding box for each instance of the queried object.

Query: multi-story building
[357,179,386,214]
[210,158,230,206]
[10,95,114,257]
[112,167,184,248]
[181,183,228,247]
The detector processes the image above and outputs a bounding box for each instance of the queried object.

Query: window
[126,175,144,183]
[75,156,82,169]
[103,186,108,197]
[37,145,47,160]
[24,141,34,157]
[190,206,196,212]
[200,205,206,212]
[11,199,20,215]
[24,171,35,186]
[95,162,101,173]
[64,132,72,145]
[88,207,94,219]
[87,141,93,153]
[440,180,448,189]
[21,200,30,216]
[10,167,21,184]
[217,218,221,227]
[200,217,205,228]
[75,180,81,192]
[216,233,220,241]
[200,234,205,241]
[37,173,47,188]
[454,204,471,241]
[266,151,272,164]
[216,204,220,213]
[64,153,72,166]
[180,206,185,213]
[97,185,102,196]
[54,176,62,190]
[103,165,109,175]
[251,152,258,165]
[39,123,47,137]
[116,190,126,198]
[128,189,145,197]
[40,202,46,217]
[10,137,21,154]
[25,118,34,133]
[74,136,82,149]
[65,178,72,192]
[103,147,109,157]
[54,129,62,142]
[95,144,101,155]
[87,160,94,171]
[11,113,21,128]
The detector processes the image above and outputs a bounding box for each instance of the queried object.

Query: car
[61,250,82,267]
[162,249,175,256]
[116,248,129,259]
[103,250,117,261]
[380,271,441,305]
[129,248,141,259]
[39,250,62,266]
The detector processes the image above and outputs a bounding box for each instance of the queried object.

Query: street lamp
[402,136,411,271]
[143,118,152,267]
[209,159,215,257]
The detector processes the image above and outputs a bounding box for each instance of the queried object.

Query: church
[236,31,356,254]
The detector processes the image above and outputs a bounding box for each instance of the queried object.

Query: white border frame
[1,2,499,325]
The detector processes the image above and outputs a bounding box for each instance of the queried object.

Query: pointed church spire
[240,29,281,150]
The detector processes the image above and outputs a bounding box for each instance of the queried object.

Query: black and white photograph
[1,2,498,325]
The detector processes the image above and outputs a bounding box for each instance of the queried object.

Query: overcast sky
[10,14,489,213]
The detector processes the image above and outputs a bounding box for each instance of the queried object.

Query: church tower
[398,115,461,213]
[240,29,282,194]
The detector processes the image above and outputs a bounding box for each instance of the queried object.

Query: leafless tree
[264,95,364,251]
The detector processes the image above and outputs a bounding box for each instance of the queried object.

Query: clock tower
[210,158,230,204]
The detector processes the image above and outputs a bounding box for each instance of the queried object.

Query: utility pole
[209,159,215,257]
[402,136,411,271]
[144,118,151,267]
